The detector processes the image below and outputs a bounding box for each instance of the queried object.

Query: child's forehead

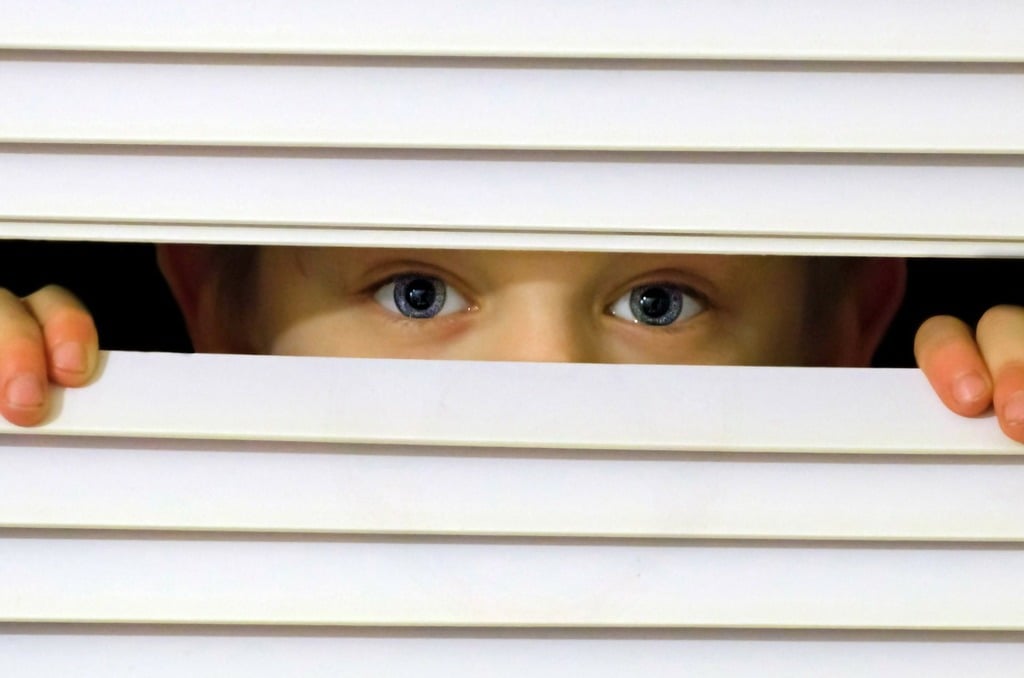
[281,247,808,287]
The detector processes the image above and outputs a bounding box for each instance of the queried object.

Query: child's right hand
[0,285,99,426]
[915,305,1024,444]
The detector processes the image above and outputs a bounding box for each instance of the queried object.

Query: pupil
[404,278,436,310]
[638,287,671,318]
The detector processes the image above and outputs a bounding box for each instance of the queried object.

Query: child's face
[193,247,892,367]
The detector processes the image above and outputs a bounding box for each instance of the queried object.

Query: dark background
[1,240,1021,367]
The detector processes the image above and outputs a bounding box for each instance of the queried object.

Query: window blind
[1,354,1023,674]
[3,149,1023,256]
[2,0,1023,61]
[1,3,1023,675]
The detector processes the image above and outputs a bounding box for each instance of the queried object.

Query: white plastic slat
[9,221,1024,259]
[3,150,1023,256]
[3,630,1023,677]
[1,436,1021,541]
[2,535,1021,628]
[0,352,1019,455]
[2,5,1019,670]
[1,0,1022,62]
[3,58,1022,153]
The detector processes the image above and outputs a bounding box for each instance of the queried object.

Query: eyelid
[362,261,478,301]
[608,270,713,309]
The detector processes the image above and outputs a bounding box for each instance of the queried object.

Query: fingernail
[5,374,44,409]
[1005,392,1024,427]
[52,342,87,375]
[953,372,987,406]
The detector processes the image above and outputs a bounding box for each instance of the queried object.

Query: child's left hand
[915,305,1024,443]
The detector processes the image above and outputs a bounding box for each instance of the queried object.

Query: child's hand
[915,305,1024,443]
[0,285,99,426]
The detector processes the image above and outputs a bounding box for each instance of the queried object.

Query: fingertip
[990,364,1024,444]
[42,311,99,388]
[947,371,993,416]
[914,315,968,358]
[49,340,97,387]
[23,286,99,387]
[0,405,48,427]
[1,372,48,427]
[914,315,994,417]
[995,366,1024,440]
[0,335,53,427]
[998,394,1024,444]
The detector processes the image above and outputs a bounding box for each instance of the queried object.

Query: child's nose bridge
[498,325,592,363]
[483,286,599,363]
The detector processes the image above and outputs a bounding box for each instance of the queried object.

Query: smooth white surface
[3,59,1022,152]
[2,151,1023,255]
[2,536,1021,627]
[3,3,1021,663]
[2,0,1022,61]
[0,352,1018,454]
[3,631,1023,677]
[1,436,1021,540]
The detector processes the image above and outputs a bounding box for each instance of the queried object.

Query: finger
[914,315,993,417]
[22,285,99,388]
[0,288,51,426]
[976,305,1024,444]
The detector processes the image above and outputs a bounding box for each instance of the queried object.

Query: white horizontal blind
[2,0,1023,61]
[2,3,1024,675]
[0,353,1022,676]
[1,354,1022,539]
[4,630,1023,678]
[2,150,1023,256]
[5,59,1023,153]
[0,6,1022,255]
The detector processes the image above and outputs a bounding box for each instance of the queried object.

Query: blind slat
[0,352,1018,455]
[2,437,1021,540]
[2,0,1022,62]
[3,150,1022,257]
[4,631,1024,677]
[2,536,1021,628]
[6,221,1024,258]
[3,58,1022,153]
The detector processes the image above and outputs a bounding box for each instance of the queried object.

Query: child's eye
[373,273,470,319]
[608,283,705,326]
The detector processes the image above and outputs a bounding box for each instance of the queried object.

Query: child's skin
[0,244,1022,443]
